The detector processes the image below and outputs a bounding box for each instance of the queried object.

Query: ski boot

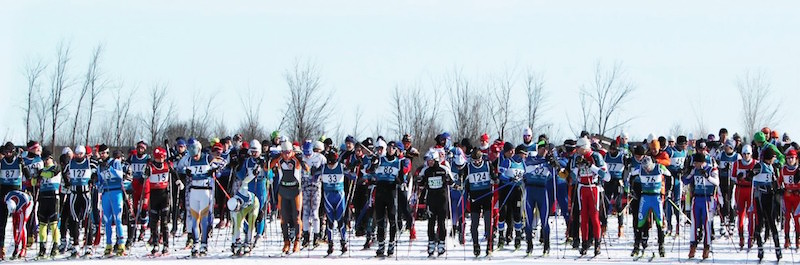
[571,237,580,249]
[161,245,170,256]
[427,241,435,256]
[376,241,386,257]
[631,245,640,257]
[341,240,348,253]
[777,247,783,260]
[50,243,59,257]
[593,239,601,256]
[702,245,710,260]
[688,243,696,258]
[757,248,764,260]
[282,240,291,254]
[103,245,113,256]
[185,237,193,250]
[115,243,126,256]
[437,241,445,256]
[327,242,335,255]
[786,237,791,249]
[618,225,624,238]
[199,244,208,256]
[191,246,199,258]
[37,243,47,258]
[363,237,373,249]
[514,231,522,250]
[387,241,396,256]
[292,238,301,252]
[526,238,533,255]
[301,232,310,248]
[58,239,67,254]
[579,241,589,256]
[543,239,550,255]
[70,245,80,258]
[313,233,321,248]
[231,239,242,254]
[659,244,665,257]
[473,244,481,257]
[739,233,745,250]
[497,236,505,250]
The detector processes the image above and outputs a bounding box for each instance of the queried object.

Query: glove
[175,180,185,190]
[252,167,260,177]
[184,168,192,176]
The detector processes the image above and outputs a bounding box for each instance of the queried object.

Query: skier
[319,151,353,254]
[5,189,33,260]
[523,141,555,255]
[22,141,44,248]
[664,135,688,236]
[61,145,96,257]
[145,147,176,255]
[636,156,669,257]
[35,151,62,258]
[604,140,627,237]
[367,140,405,257]
[236,140,271,245]
[215,138,234,229]
[733,145,757,249]
[462,148,494,257]
[269,140,308,254]
[169,138,188,236]
[751,145,783,261]
[421,149,452,257]
[493,142,524,250]
[628,145,649,256]
[96,144,128,256]
[228,168,259,255]
[185,141,226,257]
[129,141,151,243]
[301,141,325,248]
[780,149,800,249]
[0,142,30,259]
[570,137,609,256]
[348,139,375,249]
[448,140,468,245]
[715,139,739,237]
[684,152,720,259]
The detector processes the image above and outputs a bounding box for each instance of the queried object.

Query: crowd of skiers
[0,126,797,261]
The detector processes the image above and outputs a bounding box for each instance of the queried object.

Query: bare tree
[351,105,363,139]
[22,58,47,141]
[488,68,516,140]
[34,91,49,142]
[581,61,636,137]
[113,82,136,146]
[143,82,175,147]
[690,98,708,139]
[72,44,106,146]
[669,122,684,138]
[189,93,215,139]
[738,70,780,138]
[446,68,486,141]
[48,41,74,153]
[83,44,109,145]
[284,59,332,142]
[524,69,546,133]
[239,86,267,141]
[390,80,443,152]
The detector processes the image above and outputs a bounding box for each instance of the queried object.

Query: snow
[3,214,797,264]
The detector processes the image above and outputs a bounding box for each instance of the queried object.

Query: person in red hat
[145,147,176,255]
[781,149,800,249]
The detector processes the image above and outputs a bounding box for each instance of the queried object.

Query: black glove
[185,168,192,176]
[252,167,260,176]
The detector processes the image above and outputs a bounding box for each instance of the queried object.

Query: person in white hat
[571,137,609,256]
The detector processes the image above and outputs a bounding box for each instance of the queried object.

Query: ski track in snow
[4,215,797,264]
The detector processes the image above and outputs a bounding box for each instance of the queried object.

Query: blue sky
[2,1,799,143]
